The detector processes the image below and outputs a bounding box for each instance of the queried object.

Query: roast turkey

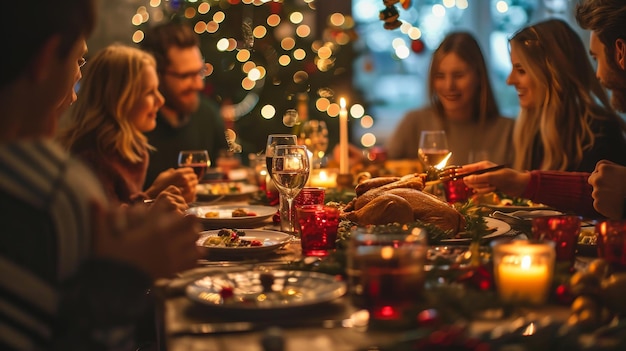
[343,174,465,234]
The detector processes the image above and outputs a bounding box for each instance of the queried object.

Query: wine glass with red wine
[178,150,210,180]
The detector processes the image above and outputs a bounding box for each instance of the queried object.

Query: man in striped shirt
[0,1,202,350]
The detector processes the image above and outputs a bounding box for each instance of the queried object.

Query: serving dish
[185,270,347,312]
[440,217,511,243]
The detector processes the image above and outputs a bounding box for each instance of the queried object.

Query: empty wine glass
[418,130,450,170]
[299,120,329,168]
[178,150,210,180]
[271,145,310,234]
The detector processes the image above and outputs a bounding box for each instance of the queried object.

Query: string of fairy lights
[128,0,382,148]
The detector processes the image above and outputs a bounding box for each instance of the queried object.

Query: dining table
[152,189,610,351]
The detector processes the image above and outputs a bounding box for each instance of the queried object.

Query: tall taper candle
[339,98,348,174]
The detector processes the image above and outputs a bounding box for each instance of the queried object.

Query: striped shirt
[0,140,148,350]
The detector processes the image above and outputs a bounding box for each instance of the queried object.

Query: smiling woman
[56,44,197,208]
[385,31,515,166]
[507,19,626,173]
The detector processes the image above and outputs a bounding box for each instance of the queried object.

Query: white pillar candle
[492,240,555,305]
[339,98,349,174]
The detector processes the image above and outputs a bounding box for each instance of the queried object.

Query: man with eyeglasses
[140,21,229,187]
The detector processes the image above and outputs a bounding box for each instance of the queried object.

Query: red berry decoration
[272,211,280,224]
[411,39,425,53]
[456,265,494,291]
[555,283,574,305]
[219,286,234,300]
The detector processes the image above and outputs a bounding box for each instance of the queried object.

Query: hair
[139,21,199,73]
[428,31,501,125]
[509,18,623,171]
[576,0,626,72]
[0,0,97,88]
[58,44,157,163]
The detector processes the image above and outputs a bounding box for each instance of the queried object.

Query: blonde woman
[507,18,626,172]
[386,31,515,166]
[58,44,197,208]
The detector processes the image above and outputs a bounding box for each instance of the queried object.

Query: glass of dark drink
[178,150,210,179]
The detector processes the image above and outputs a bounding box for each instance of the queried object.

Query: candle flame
[434,152,452,170]
[339,98,346,109]
[319,170,328,180]
[521,255,532,269]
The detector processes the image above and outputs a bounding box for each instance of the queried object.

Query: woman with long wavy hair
[507,18,626,172]
[57,44,196,208]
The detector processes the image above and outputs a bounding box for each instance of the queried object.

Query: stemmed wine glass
[418,130,450,170]
[265,134,298,176]
[271,145,310,234]
[418,130,450,199]
[178,150,210,180]
[264,134,297,210]
[299,120,329,168]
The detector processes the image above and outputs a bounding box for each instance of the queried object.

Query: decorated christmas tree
[134,0,361,161]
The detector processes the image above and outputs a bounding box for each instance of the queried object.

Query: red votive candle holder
[296,205,339,257]
[294,187,325,207]
[443,179,472,204]
[531,215,581,265]
[595,220,626,272]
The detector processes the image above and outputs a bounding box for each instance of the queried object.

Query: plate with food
[476,192,552,212]
[186,205,276,229]
[197,229,292,257]
[441,217,511,243]
[185,270,346,313]
[196,182,259,201]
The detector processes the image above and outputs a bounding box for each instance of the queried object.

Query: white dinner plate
[196,229,292,257]
[483,204,552,212]
[187,205,276,229]
[185,270,346,312]
[441,217,511,243]
[196,183,259,201]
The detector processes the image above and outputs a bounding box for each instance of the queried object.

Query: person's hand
[152,185,188,215]
[458,160,497,173]
[146,167,198,203]
[461,161,531,197]
[91,202,202,280]
[588,160,626,219]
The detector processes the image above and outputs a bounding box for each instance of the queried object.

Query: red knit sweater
[522,170,600,218]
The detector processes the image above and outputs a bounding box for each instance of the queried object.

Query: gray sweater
[386,106,515,166]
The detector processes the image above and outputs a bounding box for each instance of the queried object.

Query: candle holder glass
[595,220,626,272]
[491,240,555,305]
[347,226,428,329]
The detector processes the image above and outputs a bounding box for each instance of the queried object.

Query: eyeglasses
[164,63,209,81]
[78,57,87,68]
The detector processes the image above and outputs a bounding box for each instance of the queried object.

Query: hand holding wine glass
[271,145,310,234]
[178,150,210,180]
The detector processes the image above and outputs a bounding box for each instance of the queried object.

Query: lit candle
[492,240,555,305]
[308,168,337,188]
[339,98,349,174]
